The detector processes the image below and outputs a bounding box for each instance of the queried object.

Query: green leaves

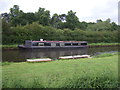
[2,22,118,44]
[36,7,51,26]
[65,10,79,30]
[1,5,120,44]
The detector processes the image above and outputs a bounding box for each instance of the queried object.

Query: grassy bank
[2,53,118,88]
[89,43,119,48]
[1,45,18,49]
[89,43,119,46]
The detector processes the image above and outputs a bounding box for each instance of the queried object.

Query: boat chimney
[40,39,43,41]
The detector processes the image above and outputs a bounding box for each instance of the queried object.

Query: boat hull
[18,45,88,49]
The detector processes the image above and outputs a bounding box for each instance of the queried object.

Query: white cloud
[0,0,119,23]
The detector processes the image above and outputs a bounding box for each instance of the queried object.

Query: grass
[2,53,118,88]
[1,44,18,49]
[1,62,13,66]
[89,43,119,46]
[92,52,119,58]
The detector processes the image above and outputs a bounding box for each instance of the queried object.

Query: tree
[51,13,66,29]
[111,22,120,31]
[77,21,88,30]
[59,14,66,22]
[2,19,11,34]
[35,7,51,26]
[96,19,102,23]
[87,20,112,31]
[106,18,111,23]
[9,5,24,26]
[20,12,37,25]
[51,13,60,28]
[2,18,12,44]
[65,10,79,30]
[1,13,10,23]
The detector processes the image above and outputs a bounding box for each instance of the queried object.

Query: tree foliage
[35,7,51,26]
[87,19,115,31]
[2,22,118,44]
[9,5,24,26]
[65,10,79,30]
[1,5,119,44]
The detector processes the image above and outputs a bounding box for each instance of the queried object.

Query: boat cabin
[24,40,87,47]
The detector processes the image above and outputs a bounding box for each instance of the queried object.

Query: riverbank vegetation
[1,5,120,45]
[1,45,18,49]
[89,43,119,46]
[2,53,118,88]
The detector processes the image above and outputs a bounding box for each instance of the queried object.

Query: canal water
[2,46,118,62]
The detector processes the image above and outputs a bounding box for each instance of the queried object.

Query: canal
[2,46,118,62]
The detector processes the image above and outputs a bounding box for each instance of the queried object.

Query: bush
[2,23,118,44]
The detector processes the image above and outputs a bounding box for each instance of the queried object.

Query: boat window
[38,43,44,46]
[56,43,60,46]
[51,43,56,46]
[81,43,87,45]
[32,42,38,46]
[25,41,32,46]
[72,43,78,46]
[44,43,51,46]
[65,43,71,46]
[60,43,64,46]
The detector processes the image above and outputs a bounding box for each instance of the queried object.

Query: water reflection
[2,46,118,62]
[88,46,118,56]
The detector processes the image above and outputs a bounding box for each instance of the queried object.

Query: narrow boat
[18,39,88,49]
[59,55,91,59]
[27,58,52,62]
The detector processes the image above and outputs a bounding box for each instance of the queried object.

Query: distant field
[2,53,118,88]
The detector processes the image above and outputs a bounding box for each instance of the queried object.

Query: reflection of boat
[27,58,52,62]
[59,55,91,59]
[18,40,88,49]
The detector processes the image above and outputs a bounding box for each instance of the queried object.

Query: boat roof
[32,41,87,43]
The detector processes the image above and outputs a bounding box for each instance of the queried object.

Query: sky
[0,0,119,24]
